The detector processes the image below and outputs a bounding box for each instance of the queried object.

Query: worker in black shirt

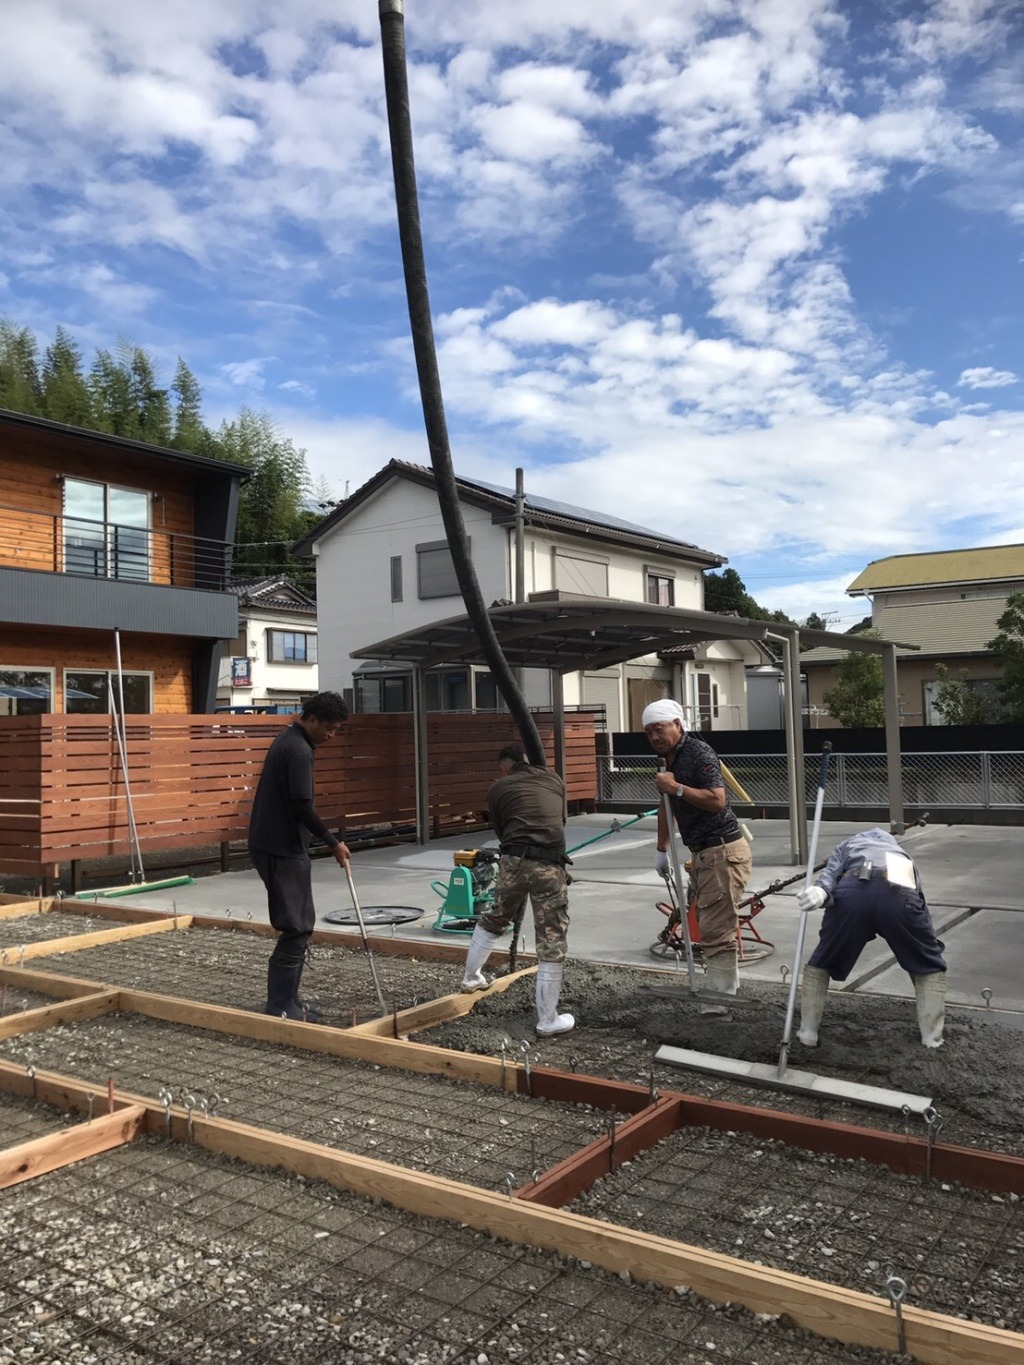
[248,691,351,1019]
[644,699,752,997]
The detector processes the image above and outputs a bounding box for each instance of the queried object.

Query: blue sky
[3,0,1023,626]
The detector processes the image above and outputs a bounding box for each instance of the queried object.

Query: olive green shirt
[488,761,566,854]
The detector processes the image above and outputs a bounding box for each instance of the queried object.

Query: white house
[293,461,761,731]
[217,575,319,712]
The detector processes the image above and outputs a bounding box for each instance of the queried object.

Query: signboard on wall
[231,657,252,689]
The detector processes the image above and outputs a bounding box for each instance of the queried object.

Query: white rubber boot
[797,966,830,1047]
[912,972,946,1048]
[535,962,575,1036]
[460,924,500,992]
[704,954,739,997]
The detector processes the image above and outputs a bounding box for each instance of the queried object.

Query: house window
[390,555,403,603]
[417,540,466,599]
[474,671,501,711]
[355,673,411,713]
[267,630,318,664]
[425,669,470,711]
[553,549,608,596]
[695,673,719,728]
[0,668,53,716]
[63,478,150,582]
[646,573,675,607]
[65,671,152,714]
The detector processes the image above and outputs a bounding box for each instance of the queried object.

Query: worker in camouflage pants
[460,745,574,1036]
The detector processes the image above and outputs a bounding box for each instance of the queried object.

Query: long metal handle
[659,763,697,992]
[778,743,832,1077]
[343,861,388,1016]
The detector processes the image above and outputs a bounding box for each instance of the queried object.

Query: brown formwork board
[6,957,1024,1203]
[0,914,190,967]
[0,1102,146,1189]
[0,989,119,1042]
[347,966,538,1037]
[55,896,538,967]
[0,1059,1018,1365]
[0,897,52,920]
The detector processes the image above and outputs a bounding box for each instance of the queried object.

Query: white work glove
[796,885,827,912]
[654,849,670,878]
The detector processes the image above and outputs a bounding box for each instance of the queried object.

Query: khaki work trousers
[691,838,752,960]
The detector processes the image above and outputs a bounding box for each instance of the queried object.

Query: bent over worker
[248,691,351,1020]
[795,827,946,1048]
[645,699,752,997]
[460,744,574,1036]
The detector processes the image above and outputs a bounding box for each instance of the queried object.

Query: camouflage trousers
[478,855,569,964]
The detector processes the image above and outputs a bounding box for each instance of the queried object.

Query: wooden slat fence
[0,712,598,878]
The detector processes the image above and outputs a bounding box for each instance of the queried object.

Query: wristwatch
[675,784,685,798]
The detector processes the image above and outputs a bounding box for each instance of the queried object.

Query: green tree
[803,612,826,631]
[987,592,1024,722]
[823,636,885,726]
[88,342,171,443]
[703,568,791,623]
[170,358,212,454]
[215,409,311,579]
[0,320,43,414]
[41,326,93,426]
[930,663,994,725]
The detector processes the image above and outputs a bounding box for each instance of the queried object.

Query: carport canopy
[351,593,914,856]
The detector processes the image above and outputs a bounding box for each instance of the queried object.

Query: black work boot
[292,947,323,1022]
[265,959,304,1019]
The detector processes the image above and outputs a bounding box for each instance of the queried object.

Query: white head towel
[640,699,688,731]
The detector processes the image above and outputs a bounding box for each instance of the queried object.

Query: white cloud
[221,358,267,387]
[958,366,1018,389]
[1,0,1021,610]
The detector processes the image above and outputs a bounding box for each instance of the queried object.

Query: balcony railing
[0,504,234,591]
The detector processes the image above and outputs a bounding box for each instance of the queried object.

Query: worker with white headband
[643,699,752,996]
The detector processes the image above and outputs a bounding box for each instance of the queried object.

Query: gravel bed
[0,987,60,1016]
[32,928,466,1022]
[571,1123,1024,1331]
[0,1015,606,1193]
[0,1136,901,1363]
[421,960,1024,1154]
[0,911,119,949]
[0,1091,78,1146]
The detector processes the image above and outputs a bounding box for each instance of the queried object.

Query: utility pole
[514,467,525,605]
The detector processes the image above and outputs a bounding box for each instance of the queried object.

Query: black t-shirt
[248,723,334,857]
[667,733,739,848]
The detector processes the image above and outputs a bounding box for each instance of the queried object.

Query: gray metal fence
[597,752,1024,811]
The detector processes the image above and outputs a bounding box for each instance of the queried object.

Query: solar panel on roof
[467,476,693,544]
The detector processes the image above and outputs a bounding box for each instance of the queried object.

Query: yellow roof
[848,545,1024,593]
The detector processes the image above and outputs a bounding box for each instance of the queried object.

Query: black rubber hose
[378,0,547,768]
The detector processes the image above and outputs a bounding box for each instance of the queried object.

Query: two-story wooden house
[0,409,247,715]
[294,460,761,731]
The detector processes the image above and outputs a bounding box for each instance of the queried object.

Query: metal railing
[597,751,1024,811]
[0,503,234,591]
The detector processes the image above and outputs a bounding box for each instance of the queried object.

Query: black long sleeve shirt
[248,723,339,857]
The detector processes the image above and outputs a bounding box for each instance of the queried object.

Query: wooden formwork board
[0,1059,1018,1365]
[5,958,1024,1202]
[347,966,537,1036]
[0,897,52,920]
[0,1103,146,1189]
[0,915,190,967]
[0,990,119,1042]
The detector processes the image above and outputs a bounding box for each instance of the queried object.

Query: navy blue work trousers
[808,875,946,981]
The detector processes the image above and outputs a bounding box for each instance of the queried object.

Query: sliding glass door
[64,478,150,581]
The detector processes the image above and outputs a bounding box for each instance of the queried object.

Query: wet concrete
[425,961,1024,1140]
